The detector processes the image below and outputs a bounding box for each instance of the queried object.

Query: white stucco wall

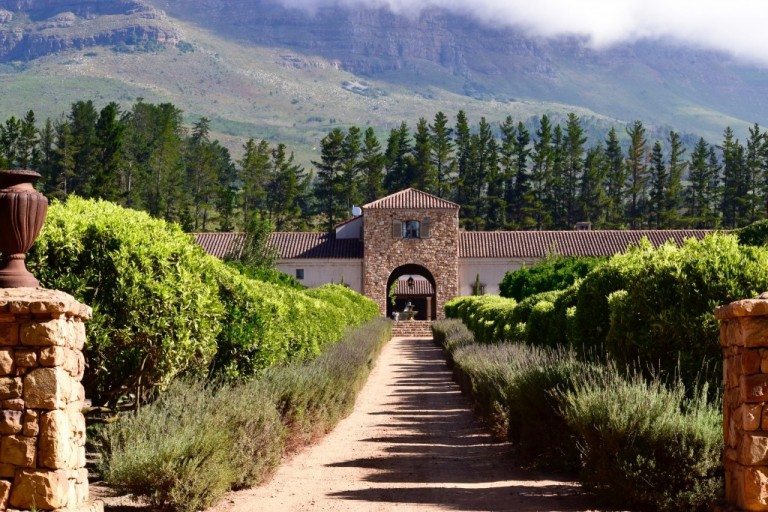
[458,258,541,296]
[335,216,363,239]
[276,259,364,292]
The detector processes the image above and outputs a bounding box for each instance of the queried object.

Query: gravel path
[208,336,600,512]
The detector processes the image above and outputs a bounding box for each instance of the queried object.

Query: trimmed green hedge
[28,197,379,404]
[449,234,768,387]
[499,255,604,300]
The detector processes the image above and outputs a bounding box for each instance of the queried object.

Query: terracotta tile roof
[194,232,245,259]
[269,232,363,259]
[363,188,459,210]
[459,230,714,258]
[395,279,435,296]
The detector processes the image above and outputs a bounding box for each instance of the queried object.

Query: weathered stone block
[72,322,86,351]
[9,469,69,510]
[745,405,763,431]
[39,411,73,470]
[0,435,36,467]
[0,411,22,435]
[0,349,13,375]
[0,324,18,347]
[13,350,37,368]
[741,433,768,465]
[23,367,69,410]
[38,347,65,368]
[739,465,768,510]
[734,317,768,348]
[21,319,72,348]
[0,463,15,478]
[0,378,22,401]
[22,410,38,437]
[742,374,768,403]
[63,349,79,378]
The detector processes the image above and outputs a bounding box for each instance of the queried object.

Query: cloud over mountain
[281,0,768,66]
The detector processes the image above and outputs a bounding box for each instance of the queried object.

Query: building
[195,188,711,319]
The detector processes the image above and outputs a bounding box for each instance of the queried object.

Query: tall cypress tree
[360,127,385,203]
[625,121,648,228]
[17,110,38,170]
[454,111,471,206]
[499,116,517,226]
[550,124,567,228]
[93,103,125,203]
[313,128,346,231]
[604,127,626,228]
[430,111,454,198]
[413,118,437,193]
[530,115,553,229]
[685,138,710,227]
[341,126,363,209]
[721,127,742,227]
[579,144,609,226]
[648,141,667,228]
[239,138,271,228]
[384,122,412,192]
[663,131,686,228]
[746,124,767,222]
[564,113,586,225]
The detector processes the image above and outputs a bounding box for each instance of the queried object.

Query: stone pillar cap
[0,289,91,319]
[715,296,768,320]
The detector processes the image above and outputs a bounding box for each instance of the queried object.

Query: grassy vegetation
[100,319,391,512]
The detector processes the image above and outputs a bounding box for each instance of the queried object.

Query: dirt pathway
[208,336,599,512]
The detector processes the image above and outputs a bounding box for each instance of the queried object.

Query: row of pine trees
[0,100,766,232]
[314,112,767,231]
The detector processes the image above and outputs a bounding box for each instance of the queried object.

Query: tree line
[1,99,766,232]
[315,113,767,230]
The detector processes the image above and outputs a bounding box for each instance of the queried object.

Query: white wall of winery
[458,258,539,296]
[276,259,363,291]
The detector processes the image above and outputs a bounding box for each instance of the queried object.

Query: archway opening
[386,264,437,321]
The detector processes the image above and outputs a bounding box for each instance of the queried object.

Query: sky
[281,0,768,66]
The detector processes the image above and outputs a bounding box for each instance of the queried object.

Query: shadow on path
[327,337,598,511]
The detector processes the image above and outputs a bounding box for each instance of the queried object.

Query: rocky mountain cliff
[0,0,179,61]
[149,0,768,127]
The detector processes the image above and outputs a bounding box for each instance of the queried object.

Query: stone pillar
[0,289,102,512]
[716,297,768,511]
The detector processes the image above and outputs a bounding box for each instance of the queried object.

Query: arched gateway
[386,264,438,320]
[361,189,460,319]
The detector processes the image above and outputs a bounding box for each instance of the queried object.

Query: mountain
[0,0,765,161]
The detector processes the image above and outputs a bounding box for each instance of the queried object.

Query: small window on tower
[296,269,305,280]
[403,220,421,239]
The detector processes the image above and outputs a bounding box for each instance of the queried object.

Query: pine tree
[359,127,385,203]
[384,122,413,192]
[429,112,454,198]
[604,127,626,228]
[17,110,38,169]
[550,124,567,228]
[579,144,609,225]
[53,121,76,199]
[0,116,21,168]
[268,143,307,230]
[454,111,471,206]
[564,113,586,225]
[685,138,710,227]
[38,118,56,193]
[93,103,125,202]
[239,138,271,228]
[68,100,99,196]
[625,121,648,228]
[721,127,744,227]
[530,115,554,229]
[484,136,504,230]
[187,117,220,230]
[340,126,363,210]
[413,118,438,193]
[648,141,667,228]
[313,128,346,231]
[499,116,518,225]
[746,124,767,222]
[664,131,686,227]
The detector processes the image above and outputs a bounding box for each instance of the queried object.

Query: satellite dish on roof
[351,206,362,217]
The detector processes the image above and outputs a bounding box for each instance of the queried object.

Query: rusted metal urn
[0,169,48,288]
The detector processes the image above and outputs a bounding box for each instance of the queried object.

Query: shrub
[28,198,380,400]
[561,367,723,511]
[100,319,391,512]
[227,261,304,289]
[29,198,223,405]
[500,255,604,301]
[575,234,768,386]
[444,295,517,344]
[451,341,590,469]
[736,220,768,246]
[431,319,474,361]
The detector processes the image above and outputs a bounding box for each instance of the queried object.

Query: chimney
[574,221,592,231]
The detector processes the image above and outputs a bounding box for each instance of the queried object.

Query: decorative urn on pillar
[0,169,48,288]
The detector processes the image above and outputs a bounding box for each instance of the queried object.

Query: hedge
[100,319,392,512]
[28,197,380,404]
[499,255,604,300]
[449,234,768,387]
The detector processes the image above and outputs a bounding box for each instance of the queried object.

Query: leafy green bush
[736,220,768,246]
[561,368,723,511]
[500,255,604,301]
[574,235,768,386]
[445,295,517,344]
[28,198,380,403]
[100,319,391,512]
[431,319,474,362]
[227,261,304,289]
[29,197,223,405]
